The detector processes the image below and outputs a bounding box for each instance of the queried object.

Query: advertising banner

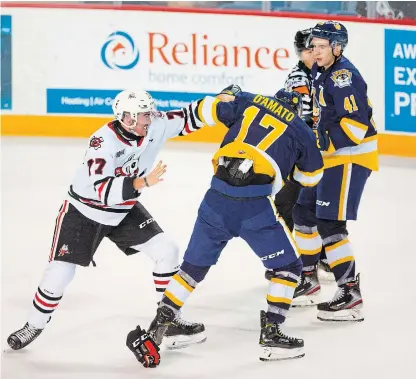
[384,29,416,133]
[46,88,216,114]
[1,15,12,110]
[1,5,416,155]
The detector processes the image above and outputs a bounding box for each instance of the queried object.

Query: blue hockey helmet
[274,89,303,117]
[308,21,348,51]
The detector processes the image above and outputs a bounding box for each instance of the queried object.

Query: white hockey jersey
[68,101,206,226]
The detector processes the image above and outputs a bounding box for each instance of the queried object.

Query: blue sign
[385,29,416,133]
[1,15,12,110]
[46,89,215,114]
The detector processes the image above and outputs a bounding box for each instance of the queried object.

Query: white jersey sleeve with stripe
[68,101,206,226]
[159,99,206,139]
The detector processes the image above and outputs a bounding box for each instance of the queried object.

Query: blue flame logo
[101,31,139,70]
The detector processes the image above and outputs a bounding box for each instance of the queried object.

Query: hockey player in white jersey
[7,89,207,352]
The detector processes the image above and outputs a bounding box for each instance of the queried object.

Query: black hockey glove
[312,126,330,151]
[218,84,242,97]
[126,325,160,368]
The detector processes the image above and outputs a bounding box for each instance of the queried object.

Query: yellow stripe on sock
[173,274,194,293]
[266,294,292,304]
[326,239,349,253]
[295,230,319,239]
[299,246,322,255]
[270,278,297,288]
[164,291,184,307]
[329,256,354,269]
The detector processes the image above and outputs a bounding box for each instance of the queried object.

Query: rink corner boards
[1,115,415,157]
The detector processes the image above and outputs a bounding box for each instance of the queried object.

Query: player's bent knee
[134,233,180,273]
[265,257,302,281]
[292,203,317,228]
[317,219,348,243]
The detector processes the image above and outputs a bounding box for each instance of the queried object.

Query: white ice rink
[1,137,416,379]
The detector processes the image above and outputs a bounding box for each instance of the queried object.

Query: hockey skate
[259,311,304,361]
[317,259,335,282]
[7,323,43,350]
[148,305,206,350]
[164,314,206,350]
[292,269,321,307]
[317,274,364,322]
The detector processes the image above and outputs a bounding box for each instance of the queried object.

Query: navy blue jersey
[311,56,378,171]
[197,92,324,195]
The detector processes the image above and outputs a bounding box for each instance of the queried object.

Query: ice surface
[1,137,415,379]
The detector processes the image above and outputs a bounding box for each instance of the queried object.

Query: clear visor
[307,30,345,50]
[121,111,152,128]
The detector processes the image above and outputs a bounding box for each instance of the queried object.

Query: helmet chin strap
[119,110,155,136]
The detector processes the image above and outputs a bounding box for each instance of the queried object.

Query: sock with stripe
[152,270,178,302]
[294,225,322,271]
[265,258,302,323]
[161,260,210,312]
[27,261,76,329]
[323,236,355,286]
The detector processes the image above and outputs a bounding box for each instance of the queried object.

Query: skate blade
[317,270,335,283]
[317,308,364,322]
[259,346,305,361]
[292,293,321,308]
[164,332,207,350]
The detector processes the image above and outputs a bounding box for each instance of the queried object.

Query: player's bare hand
[144,161,167,187]
[133,161,167,190]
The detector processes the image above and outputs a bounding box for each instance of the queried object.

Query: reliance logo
[148,32,290,70]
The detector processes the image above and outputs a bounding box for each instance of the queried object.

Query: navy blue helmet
[308,21,348,51]
[274,89,303,117]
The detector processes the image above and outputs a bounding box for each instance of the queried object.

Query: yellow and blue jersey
[312,56,378,171]
[197,92,324,197]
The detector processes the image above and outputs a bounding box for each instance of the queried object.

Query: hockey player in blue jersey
[292,21,378,321]
[125,85,324,366]
[274,28,334,283]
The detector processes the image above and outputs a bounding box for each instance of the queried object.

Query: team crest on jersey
[331,69,352,88]
[115,154,140,177]
[58,244,70,257]
[90,136,104,150]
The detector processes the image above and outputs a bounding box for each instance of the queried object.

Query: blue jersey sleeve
[328,69,370,145]
[215,99,241,127]
[197,94,247,128]
[292,127,324,187]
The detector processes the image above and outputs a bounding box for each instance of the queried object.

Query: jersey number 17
[236,106,288,151]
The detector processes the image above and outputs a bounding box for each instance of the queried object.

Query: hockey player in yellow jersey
[126,85,324,367]
[291,21,378,321]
